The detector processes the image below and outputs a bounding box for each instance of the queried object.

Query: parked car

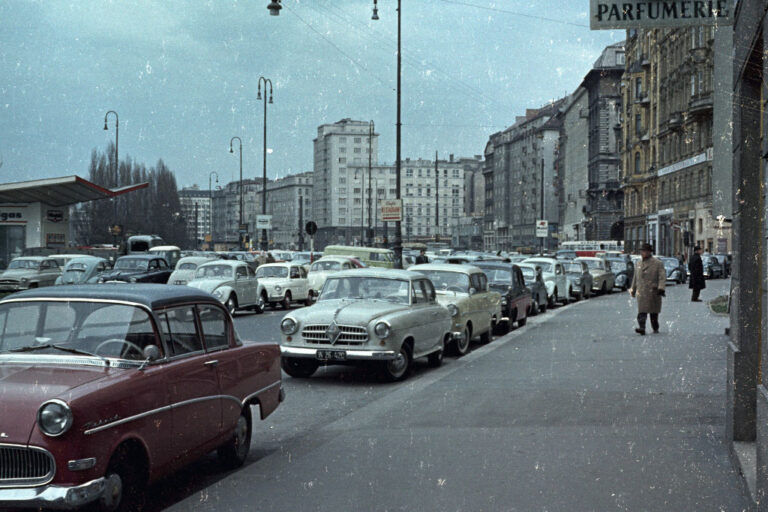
[148,245,182,269]
[659,256,687,284]
[168,256,218,285]
[256,262,312,309]
[98,254,172,284]
[126,234,164,253]
[322,245,395,268]
[307,256,358,299]
[55,256,112,285]
[222,251,260,271]
[606,258,634,291]
[507,255,529,264]
[474,262,534,333]
[410,263,502,355]
[702,254,724,279]
[517,263,548,314]
[0,285,282,511]
[522,257,570,307]
[555,250,577,261]
[280,269,457,381]
[48,254,90,268]
[0,256,62,292]
[564,260,593,300]
[713,254,730,278]
[187,260,264,315]
[574,257,616,294]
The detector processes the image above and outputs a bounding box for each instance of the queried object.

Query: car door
[411,279,436,353]
[156,258,172,283]
[234,264,250,304]
[39,260,59,286]
[146,259,160,282]
[469,273,489,332]
[296,265,310,299]
[245,265,258,304]
[157,306,223,459]
[288,266,304,299]
[554,263,566,299]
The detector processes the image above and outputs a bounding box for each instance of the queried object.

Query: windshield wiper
[9,343,107,361]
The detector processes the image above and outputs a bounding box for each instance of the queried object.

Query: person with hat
[415,249,429,265]
[688,246,706,302]
[629,243,666,335]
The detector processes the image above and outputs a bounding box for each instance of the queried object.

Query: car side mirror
[143,345,161,362]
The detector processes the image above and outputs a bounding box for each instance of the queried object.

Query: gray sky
[1,0,622,188]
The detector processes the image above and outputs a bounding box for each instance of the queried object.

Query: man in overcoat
[688,246,706,302]
[629,243,666,335]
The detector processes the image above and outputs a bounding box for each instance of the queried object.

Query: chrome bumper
[0,477,105,510]
[0,285,24,292]
[450,331,465,341]
[280,346,398,360]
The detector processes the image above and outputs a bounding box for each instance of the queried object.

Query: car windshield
[115,258,149,271]
[519,267,537,283]
[0,301,157,361]
[256,266,288,278]
[580,260,604,270]
[414,270,470,293]
[7,259,40,270]
[195,264,234,279]
[179,262,199,271]
[483,268,512,285]
[65,263,89,272]
[661,258,679,269]
[609,261,626,272]
[566,263,583,273]
[319,277,410,304]
[526,261,553,273]
[311,261,341,272]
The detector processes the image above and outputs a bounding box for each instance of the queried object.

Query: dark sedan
[517,263,548,314]
[660,257,687,284]
[98,254,173,284]
[475,262,534,333]
[606,258,634,291]
[702,255,724,279]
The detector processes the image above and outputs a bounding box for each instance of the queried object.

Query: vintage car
[307,256,358,299]
[522,257,570,307]
[148,245,182,269]
[409,263,502,355]
[97,254,173,284]
[564,260,593,300]
[256,262,311,309]
[702,254,724,279]
[660,256,687,284]
[187,260,263,315]
[574,257,616,294]
[474,262,534,333]
[517,263,548,314]
[168,256,218,285]
[55,256,112,285]
[279,269,458,381]
[606,257,634,291]
[0,285,283,511]
[0,256,62,292]
[48,254,91,269]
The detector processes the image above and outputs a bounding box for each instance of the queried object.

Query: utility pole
[194,202,199,250]
[298,195,304,251]
[540,157,545,254]
[435,150,439,242]
[367,120,374,246]
[393,0,403,268]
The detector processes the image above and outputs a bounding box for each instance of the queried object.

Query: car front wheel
[217,409,252,469]
[382,344,411,381]
[281,357,319,378]
[455,325,471,356]
[281,292,292,310]
[226,294,238,316]
[427,336,445,368]
[99,446,146,512]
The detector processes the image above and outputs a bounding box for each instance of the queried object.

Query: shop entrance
[0,225,25,269]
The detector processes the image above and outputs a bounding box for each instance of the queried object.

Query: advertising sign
[255,215,272,230]
[589,0,732,29]
[46,210,64,223]
[535,220,549,238]
[381,200,402,222]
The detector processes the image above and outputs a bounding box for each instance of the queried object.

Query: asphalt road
[144,280,748,512]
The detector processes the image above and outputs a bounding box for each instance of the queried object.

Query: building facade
[483,100,565,252]
[178,186,212,248]
[558,87,590,242]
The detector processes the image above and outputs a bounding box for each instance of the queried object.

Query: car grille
[0,444,56,488]
[301,324,369,346]
[0,279,19,285]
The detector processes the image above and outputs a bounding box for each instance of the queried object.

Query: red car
[0,284,283,511]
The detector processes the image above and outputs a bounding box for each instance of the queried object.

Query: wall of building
[560,88,590,242]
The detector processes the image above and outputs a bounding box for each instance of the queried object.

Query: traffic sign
[535,220,548,238]
[305,221,317,236]
[108,224,123,236]
[255,215,272,230]
[381,199,402,222]
[238,223,248,234]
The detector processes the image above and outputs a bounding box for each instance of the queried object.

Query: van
[322,245,395,268]
[149,245,182,269]
[127,235,165,253]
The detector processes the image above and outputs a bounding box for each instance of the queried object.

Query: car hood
[100,269,145,280]
[0,359,113,443]
[187,278,230,293]
[169,269,197,283]
[295,299,410,325]
[488,283,512,293]
[434,292,469,306]
[0,269,35,280]
[59,270,89,284]
[258,277,287,285]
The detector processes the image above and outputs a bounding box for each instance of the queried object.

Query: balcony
[668,112,683,130]
[689,94,713,116]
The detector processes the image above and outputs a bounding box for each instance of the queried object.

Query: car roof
[177,256,217,264]
[118,254,162,260]
[2,284,217,310]
[330,268,420,280]
[574,257,602,261]
[259,262,294,268]
[409,263,482,274]
[524,257,559,263]
[13,256,46,261]
[311,256,353,263]
[149,245,181,251]
[472,261,518,270]
[199,259,243,267]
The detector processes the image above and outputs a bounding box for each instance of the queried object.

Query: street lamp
[367,120,375,246]
[103,110,118,244]
[257,76,274,252]
[209,171,219,249]
[267,0,282,15]
[229,137,243,249]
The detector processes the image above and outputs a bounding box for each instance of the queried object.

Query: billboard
[381,200,402,222]
[589,0,733,29]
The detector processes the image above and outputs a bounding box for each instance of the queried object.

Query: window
[406,168,414,177]
[635,77,642,99]
[691,75,696,97]
[616,51,625,66]
[198,305,228,350]
[412,280,428,303]
[236,266,248,279]
[635,113,642,135]
[354,147,361,153]
[634,152,641,174]
[339,137,346,142]
[339,157,346,164]
[159,306,203,356]
[339,147,346,153]
[354,137,361,143]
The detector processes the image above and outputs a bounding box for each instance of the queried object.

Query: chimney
[449,154,454,162]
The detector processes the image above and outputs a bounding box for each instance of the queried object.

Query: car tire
[455,325,471,356]
[479,325,492,344]
[548,292,556,309]
[281,357,319,378]
[217,409,252,469]
[539,296,547,313]
[226,294,238,316]
[99,445,147,512]
[281,292,292,310]
[517,313,527,327]
[427,336,445,368]
[382,343,411,381]
[601,282,607,294]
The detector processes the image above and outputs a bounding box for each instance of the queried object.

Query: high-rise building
[178,185,212,248]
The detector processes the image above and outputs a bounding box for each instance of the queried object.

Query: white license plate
[316,349,347,361]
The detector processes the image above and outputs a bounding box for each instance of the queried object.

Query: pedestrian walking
[415,249,429,265]
[629,243,666,335]
[689,246,706,302]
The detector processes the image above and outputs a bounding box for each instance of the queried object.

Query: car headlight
[98,277,105,283]
[275,285,282,292]
[374,321,391,339]
[573,278,581,285]
[281,317,298,335]
[37,400,73,437]
[129,277,138,283]
[447,304,459,317]
[212,289,224,298]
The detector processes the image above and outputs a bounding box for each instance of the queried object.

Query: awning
[0,175,149,207]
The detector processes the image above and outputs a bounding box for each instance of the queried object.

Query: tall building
[178,185,212,248]
[621,27,723,256]
[312,119,379,246]
[483,100,565,252]
[557,88,590,242]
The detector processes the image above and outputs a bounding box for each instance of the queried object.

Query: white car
[187,260,263,315]
[256,262,311,309]
[574,257,616,294]
[522,257,569,307]
[168,256,217,285]
[307,256,358,298]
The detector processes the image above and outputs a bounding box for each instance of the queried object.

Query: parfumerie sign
[590,0,732,29]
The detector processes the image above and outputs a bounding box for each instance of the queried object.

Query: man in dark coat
[415,249,429,264]
[688,246,706,302]
[629,243,666,335]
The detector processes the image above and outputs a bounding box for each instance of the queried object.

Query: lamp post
[229,137,243,249]
[367,120,375,246]
[209,171,219,249]
[103,111,118,244]
[370,177,379,244]
[257,76,274,252]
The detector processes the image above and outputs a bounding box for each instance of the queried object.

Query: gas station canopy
[0,175,148,207]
